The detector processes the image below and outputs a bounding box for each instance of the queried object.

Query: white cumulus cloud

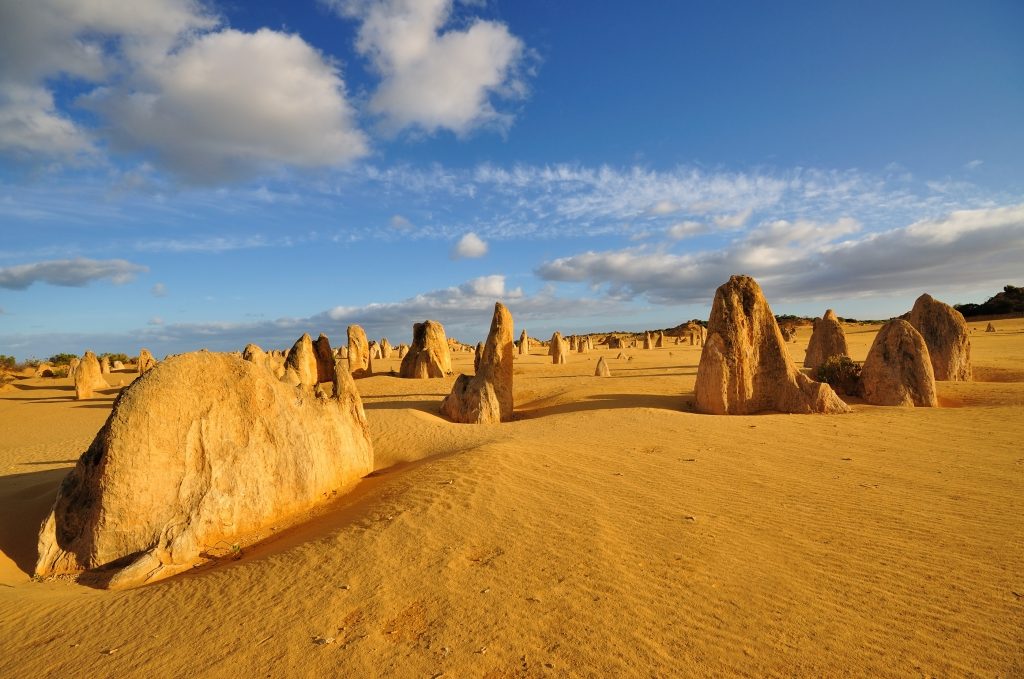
[451,232,488,258]
[0,1,367,182]
[330,0,529,135]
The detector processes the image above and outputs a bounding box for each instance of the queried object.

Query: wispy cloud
[536,204,1024,304]
[151,282,167,297]
[132,235,272,254]
[0,257,147,290]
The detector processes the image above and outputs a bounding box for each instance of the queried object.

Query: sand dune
[1,320,1022,676]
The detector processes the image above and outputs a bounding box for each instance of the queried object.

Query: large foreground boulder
[284,333,318,387]
[35,352,373,588]
[695,275,849,415]
[74,351,107,400]
[861,320,937,407]
[440,303,514,424]
[347,325,370,376]
[399,320,452,378]
[907,293,972,381]
[804,309,849,370]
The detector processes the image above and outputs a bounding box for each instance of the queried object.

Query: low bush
[816,354,862,397]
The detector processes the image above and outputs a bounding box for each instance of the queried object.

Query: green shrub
[0,355,15,371]
[816,355,862,397]
[47,353,78,366]
[100,352,130,364]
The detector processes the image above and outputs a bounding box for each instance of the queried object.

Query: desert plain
[0,318,1022,677]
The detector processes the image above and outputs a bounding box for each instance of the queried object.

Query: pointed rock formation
[441,303,514,424]
[695,275,849,415]
[861,320,937,407]
[655,332,664,348]
[284,333,318,387]
[242,343,268,370]
[74,351,106,400]
[35,352,373,588]
[804,309,850,371]
[137,349,156,374]
[985,322,996,332]
[347,325,370,376]
[908,294,972,381]
[595,356,611,377]
[312,333,336,384]
[643,332,653,350]
[474,342,484,373]
[399,320,452,378]
[518,329,530,355]
[100,356,111,375]
[550,332,567,365]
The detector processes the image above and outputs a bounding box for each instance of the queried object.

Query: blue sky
[1,0,1022,360]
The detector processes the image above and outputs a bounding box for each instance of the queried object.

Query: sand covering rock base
[34,352,373,588]
[861,320,938,407]
[440,303,514,424]
[908,293,972,381]
[695,275,849,415]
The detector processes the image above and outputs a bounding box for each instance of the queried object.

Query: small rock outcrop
[518,330,530,355]
[99,356,111,375]
[694,275,849,415]
[312,333,336,384]
[595,356,611,377]
[137,349,156,374]
[985,322,996,332]
[35,352,373,588]
[550,332,567,365]
[113,360,125,370]
[380,338,392,359]
[907,294,971,381]
[74,351,106,400]
[284,333,318,387]
[399,320,452,378]
[347,325,370,376]
[804,309,849,370]
[861,320,937,407]
[440,303,514,424]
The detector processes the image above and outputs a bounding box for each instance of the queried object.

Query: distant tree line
[955,285,1024,317]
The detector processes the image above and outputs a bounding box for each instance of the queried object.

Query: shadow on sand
[517,392,686,419]
[0,467,69,577]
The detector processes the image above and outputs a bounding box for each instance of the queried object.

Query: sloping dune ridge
[1,319,1022,677]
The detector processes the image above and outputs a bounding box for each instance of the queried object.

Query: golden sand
[1,320,1022,676]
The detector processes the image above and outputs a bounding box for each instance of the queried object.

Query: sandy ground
[1,320,1022,677]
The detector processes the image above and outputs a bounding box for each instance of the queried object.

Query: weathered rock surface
[440,303,514,424]
[518,329,530,355]
[695,275,849,415]
[908,293,972,381]
[312,334,336,384]
[100,356,111,375]
[985,322,996,333]
[284,333,318,387]
[595,356,611,377]
[399,321,452,378]
[74,351,106,400]
[35,352,373,588]
[550,332,567,365]
[137,349,156,374]
[861,320,938,407]
[347,325,370,376]
[113,360,125,370]
[804,309,850,370]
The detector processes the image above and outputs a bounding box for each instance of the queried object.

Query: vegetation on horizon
[955,285,1024,317]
